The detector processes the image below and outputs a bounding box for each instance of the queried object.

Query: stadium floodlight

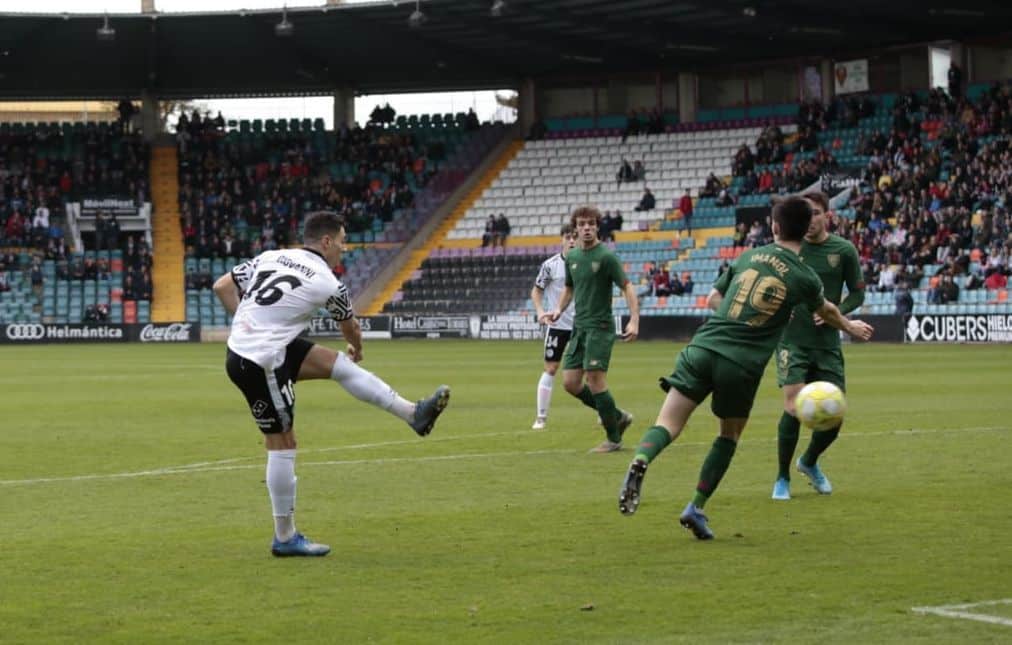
[490,0,506,17]
[275,7,294,37]
[408,0,426,28]
[742,6,757,18]
[96,15,115,42]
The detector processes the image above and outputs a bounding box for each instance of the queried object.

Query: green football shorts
[562,326,616,372]
[775,344,846,390]
[660,345,762,419]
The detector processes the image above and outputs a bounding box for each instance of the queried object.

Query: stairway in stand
[361,139,525,316]
[149,145,185,323]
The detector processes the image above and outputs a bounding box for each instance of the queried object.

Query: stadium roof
[0,0,1009,99]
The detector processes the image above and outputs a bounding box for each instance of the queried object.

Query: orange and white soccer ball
[795,381,846,431]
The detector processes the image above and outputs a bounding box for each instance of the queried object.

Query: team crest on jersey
[571,263,578,271]
[827,254,840,268]
[591,261,601,273]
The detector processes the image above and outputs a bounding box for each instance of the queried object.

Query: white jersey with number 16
[227,248,353,369]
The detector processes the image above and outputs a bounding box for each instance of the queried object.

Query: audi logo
[5,324,46,340]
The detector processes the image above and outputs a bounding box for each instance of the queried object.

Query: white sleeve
[326,282,354,321]
[230,256,259,293]
[534,260,551,290]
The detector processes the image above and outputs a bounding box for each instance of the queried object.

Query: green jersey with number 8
[689,243,825,375]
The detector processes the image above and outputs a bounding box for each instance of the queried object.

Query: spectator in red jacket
[678,189,693,234]
[984,269,1007,290]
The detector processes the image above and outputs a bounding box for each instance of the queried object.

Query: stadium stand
[0,123,151,324]
[665,82,1012,317]
[447,124,798,242]
[176,115,508,326]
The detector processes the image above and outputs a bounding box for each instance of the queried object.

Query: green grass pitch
[2,340,1010,643]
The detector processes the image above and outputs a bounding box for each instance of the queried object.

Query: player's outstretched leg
[410,385,451,437]
[618,425,672,515]
[618,459,647,515]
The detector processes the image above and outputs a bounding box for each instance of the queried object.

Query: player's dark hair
[772,196,812,242]
[804,191,830,212]
[303,211,345,243]
[560,223,575,237]
[569,206,602,228]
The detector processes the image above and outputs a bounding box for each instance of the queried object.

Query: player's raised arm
[213,272,241,316]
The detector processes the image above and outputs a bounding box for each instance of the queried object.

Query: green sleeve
[839,243,865,315]
[610,254,628,288]
[804,272,826,312]
[712,265,734,295]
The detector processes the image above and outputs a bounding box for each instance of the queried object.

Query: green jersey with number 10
[689,243,826,375]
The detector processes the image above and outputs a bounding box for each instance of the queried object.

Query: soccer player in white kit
[530,224,577,430]
[213,211,450,557]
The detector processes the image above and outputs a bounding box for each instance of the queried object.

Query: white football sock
[537,372,555,419]
[266,449,297,542]
[331,352,415,422]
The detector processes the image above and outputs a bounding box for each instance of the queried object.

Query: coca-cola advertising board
[0,322,201,344]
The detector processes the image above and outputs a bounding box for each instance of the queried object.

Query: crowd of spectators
[0,125,148,253]
[177,118,431,261]
[717,78,1012,314]
[638,263,695,299]
[834,83,1012,304]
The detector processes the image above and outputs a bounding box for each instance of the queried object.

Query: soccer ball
[795,381,846,431]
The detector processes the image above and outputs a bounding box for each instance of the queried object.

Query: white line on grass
[912,598,1012,627]
[0,448,582,486]
[1,425,1008,487]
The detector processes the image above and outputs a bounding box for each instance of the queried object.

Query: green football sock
[574,385,597,410]
[592,390,621,443]
[634,426,672,464]
[691,437,738,509]
[801,425,841,467]
[777,412,801,480]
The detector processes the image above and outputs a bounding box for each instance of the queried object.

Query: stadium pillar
[333,88,355,128]
[820,59,834,103]
[677,73,696,123]
[140,91,161,141]
[518,78,537,134]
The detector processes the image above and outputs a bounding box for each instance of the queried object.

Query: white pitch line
[912,598,1012,627]
[0,448,581,486]
[1,425,1008,487]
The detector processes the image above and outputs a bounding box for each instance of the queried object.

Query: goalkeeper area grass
[2,341,1010,643]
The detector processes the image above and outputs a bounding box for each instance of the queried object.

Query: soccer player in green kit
[772,192,865,500]
[617,196,873,539]
[549,206,640,453]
